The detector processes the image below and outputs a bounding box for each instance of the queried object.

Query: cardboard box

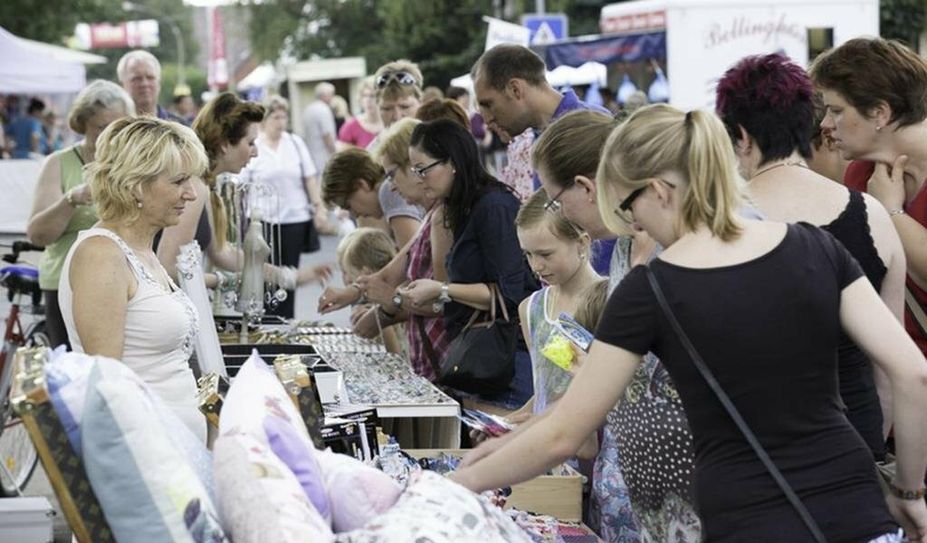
[405,449,583,521]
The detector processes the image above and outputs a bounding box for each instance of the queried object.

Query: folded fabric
[314,448,402,532]
[81,357,227,543]
[213,432,334,543]
[219,350,331,522]
[335,471,531,542]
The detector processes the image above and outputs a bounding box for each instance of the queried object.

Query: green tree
[246,0,387,66]
[377,1,492,89]
[0,0,122,45]
[881,0,926,50]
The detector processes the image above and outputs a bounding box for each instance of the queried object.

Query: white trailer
[598,0,878,109]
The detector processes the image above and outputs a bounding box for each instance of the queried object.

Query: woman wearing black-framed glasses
[400,119,540,409]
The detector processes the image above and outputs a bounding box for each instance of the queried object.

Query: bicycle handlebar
[1,240,44,264]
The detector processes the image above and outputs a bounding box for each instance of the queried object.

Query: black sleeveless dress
[821,190,888,461]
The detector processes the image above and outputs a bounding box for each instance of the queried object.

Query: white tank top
[59,227,206,442]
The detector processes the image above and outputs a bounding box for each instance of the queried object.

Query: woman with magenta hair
[715,53,906,462]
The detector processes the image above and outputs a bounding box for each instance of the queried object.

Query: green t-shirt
[38,145,98,290]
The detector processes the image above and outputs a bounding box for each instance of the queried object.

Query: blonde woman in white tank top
[58,117,208,442]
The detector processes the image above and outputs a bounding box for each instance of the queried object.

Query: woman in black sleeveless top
[716,53,907,460]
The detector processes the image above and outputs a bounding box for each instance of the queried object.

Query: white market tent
[0,25,106,94]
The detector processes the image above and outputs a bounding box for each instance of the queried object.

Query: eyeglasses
[614,178,676,225]
[376,71,419,89]
[411,159,444,179]
[544,181,574,213]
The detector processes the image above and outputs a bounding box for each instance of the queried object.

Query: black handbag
[439,283,517,395]
[645,267,827,543]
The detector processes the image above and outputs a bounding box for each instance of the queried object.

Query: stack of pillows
[45,350,531,542]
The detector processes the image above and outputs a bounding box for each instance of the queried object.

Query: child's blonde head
[335,227,397,282]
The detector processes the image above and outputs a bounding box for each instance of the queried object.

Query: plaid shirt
[406,209,451,381]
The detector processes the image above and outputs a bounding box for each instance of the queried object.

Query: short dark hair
[410,119,505,232]
[810,37,927,128]
[28,98,45,115]
[715,53,814,162]
[471,44,547,91]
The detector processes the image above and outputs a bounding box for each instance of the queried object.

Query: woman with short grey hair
[26,79,134,348]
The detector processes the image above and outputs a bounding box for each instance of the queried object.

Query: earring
[875,125,882,132]
[580,253,586,260]
[137,201,143,208]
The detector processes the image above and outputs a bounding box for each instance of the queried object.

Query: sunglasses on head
[376,71,418,89]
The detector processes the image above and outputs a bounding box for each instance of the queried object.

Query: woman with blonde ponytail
[454,103,927,541]
[157,93,331,295]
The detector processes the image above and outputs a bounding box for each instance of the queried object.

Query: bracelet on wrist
[888,208,906,217]
[438,282,452,304]
[65,190,77,207]
[888,481,926,500]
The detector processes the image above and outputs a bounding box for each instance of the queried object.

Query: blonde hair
[374,59,424,102]
[596,104,744,241]
[336,227,396,276]
[374,117,419,168]
[262,94,289,120]
[67,80,135,134]
[531,110,618,190]
[87,116,208,223]
[572,279,609,332]
[515,188,586,243]
[330,95,349,118]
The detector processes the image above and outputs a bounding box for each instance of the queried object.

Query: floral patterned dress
[589,237,701,543]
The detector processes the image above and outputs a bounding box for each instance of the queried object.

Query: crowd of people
[14,35,927,542]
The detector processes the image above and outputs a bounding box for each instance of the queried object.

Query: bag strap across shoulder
[644,267,827,543]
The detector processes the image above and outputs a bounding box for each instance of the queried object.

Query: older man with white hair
[302,82,338,177]
[116,50,186,124]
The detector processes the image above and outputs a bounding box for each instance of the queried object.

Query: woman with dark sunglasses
[370,60,424,134]
[400,119,540,410]
[529,109,700,541]
[454,104,927,542]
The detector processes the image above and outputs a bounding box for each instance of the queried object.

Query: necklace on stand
[750,159,808,180]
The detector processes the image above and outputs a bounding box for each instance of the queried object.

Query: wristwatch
[438,282,452,304]
[392,292,403,309]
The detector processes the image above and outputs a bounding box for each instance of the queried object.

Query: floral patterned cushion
[213,432,334,543]
[336,471,531,543]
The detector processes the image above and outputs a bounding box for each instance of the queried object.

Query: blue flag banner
[537,31,666,68]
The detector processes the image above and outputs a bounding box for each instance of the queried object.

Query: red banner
[207,7,229,90]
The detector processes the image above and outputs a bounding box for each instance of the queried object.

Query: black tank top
[821,189,888,460]
[152,207,213,254]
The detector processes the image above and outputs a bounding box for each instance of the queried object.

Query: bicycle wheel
[25,320,50,349]
[0,415,38,496]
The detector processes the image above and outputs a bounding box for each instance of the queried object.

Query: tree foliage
[246,0,604,90]
[880,0,926,50]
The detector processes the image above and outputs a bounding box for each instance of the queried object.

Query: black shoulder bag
[439,283,517,395]
[644,267,827,543]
